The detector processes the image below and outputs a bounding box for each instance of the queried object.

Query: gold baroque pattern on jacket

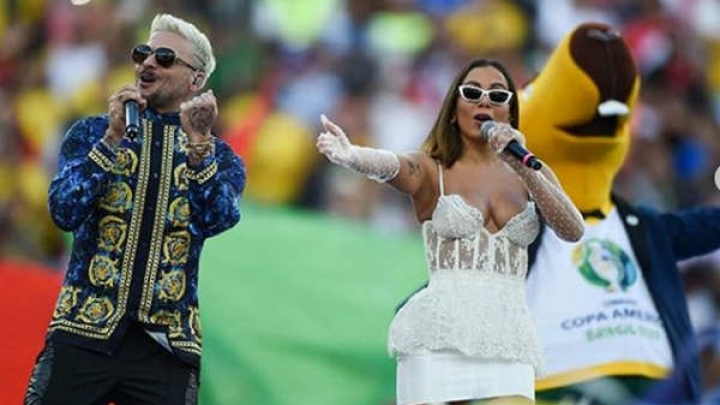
[76,296,115,324]
[97,216,127,252]
[188,306,202,341]
[173,163,189,191]
[90,146,114,172]
[88,255,119,288]
[53,286,81,318]
[168,197,190,228]
[172,340,202,356]
[112,148,139,176]
[150,310,185,338]
[187,161,217,185]
[100,182,133,213]
[157,269,186,302]
[49,129,150,338]
[177,129,189,153]
[162,231,190,266]
[139,124,176,322]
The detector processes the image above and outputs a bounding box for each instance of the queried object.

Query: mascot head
[520,22,641,217]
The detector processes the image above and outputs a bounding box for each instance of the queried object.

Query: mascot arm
[656,206,720,260]
[507,157,584,242]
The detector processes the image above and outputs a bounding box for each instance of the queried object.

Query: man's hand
[106,85,145,146]
[180,90,217,143]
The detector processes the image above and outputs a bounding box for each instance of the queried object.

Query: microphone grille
[480,120,496,141]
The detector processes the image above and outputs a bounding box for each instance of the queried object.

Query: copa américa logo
[572,239,638,292]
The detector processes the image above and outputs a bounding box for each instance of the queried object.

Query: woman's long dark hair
[422,58,519,167]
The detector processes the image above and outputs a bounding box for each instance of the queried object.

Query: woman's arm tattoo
[407,160,420,177]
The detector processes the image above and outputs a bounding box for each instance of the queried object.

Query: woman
[317,58,584,404]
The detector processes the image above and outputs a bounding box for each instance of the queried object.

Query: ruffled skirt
[389,271,542,371]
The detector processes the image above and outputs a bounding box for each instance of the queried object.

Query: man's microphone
[480,121,542,171]
[124,100,140,139]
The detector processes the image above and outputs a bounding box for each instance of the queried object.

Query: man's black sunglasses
[131,44,201,72]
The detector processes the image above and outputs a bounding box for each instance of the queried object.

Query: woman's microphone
[480,121,542,170]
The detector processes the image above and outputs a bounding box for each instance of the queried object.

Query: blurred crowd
[2,0,720,390]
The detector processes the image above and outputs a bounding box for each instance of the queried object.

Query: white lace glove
[317,114,400,183]
[483,122,527,156]
[486,122,584,242]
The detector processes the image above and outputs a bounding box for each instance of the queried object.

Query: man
[24,14,245,405]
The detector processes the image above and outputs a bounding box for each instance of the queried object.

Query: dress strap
[437,162,445,196]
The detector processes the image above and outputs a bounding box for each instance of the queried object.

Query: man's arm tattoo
[189,106,214,134]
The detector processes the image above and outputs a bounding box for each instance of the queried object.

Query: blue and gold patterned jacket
[47,109,245,368]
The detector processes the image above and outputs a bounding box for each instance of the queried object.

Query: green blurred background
[199,203,425,405]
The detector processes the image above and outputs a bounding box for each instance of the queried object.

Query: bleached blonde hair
[150,14,216,78]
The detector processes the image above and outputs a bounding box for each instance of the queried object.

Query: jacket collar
[142,108,181,126]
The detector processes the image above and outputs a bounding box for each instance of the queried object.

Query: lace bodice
[389,164,543,371]
[425,194,539,273]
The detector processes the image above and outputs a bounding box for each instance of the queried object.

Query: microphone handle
[505,141,542,171]
[481,121,542,170]
[125,100,140,139]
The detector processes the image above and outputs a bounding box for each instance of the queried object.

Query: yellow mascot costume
[521,22,720,405]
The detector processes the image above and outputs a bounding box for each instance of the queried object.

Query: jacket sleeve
[48,117,115,231]
[652,206,720,261]
[187,139,245,239]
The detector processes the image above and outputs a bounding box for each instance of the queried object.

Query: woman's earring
[450,116,457,124]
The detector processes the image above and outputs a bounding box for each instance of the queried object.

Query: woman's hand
[484,122,526,155]
[316,114,400,183]
[317,114,358,166]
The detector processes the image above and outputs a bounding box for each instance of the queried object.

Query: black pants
[24,324,199,405]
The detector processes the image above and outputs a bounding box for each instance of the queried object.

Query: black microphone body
[480,121,542,171]
[124,100,140,139]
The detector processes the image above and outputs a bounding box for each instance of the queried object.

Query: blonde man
[24,14,245,405]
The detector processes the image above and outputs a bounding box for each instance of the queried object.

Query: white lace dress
[388,166,542,404]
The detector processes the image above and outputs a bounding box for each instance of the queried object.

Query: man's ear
[191,73,205,89]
